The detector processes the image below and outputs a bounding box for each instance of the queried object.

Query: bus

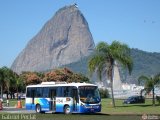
[25,82,101,114]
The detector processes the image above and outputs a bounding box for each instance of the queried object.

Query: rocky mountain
[11,4,95,74]
[11,4,160,85]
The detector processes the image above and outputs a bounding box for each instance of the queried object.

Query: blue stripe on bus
[25,104,101,113]
[25,98,101,113]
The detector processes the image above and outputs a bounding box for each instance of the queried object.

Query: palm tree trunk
[0,85,3,99]
[110,63,115,108]
[111,79,115,107]
[7,91,9,99]
[152,87,155,106]
[17,87,19,100]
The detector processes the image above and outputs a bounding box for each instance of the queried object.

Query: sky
[0,0,160,67]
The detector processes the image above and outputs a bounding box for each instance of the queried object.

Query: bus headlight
[81,103,85,107]
[66,97,71,101]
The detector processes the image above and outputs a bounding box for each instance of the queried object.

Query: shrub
[156,96,160,105]
[99,88,109,98]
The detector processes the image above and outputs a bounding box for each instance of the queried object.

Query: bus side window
[57,87,62,97]
[31,88,36,98]
[43,87,49,98]
[36,87,43,97]
[26,88,31,97]
[64,87,70,97]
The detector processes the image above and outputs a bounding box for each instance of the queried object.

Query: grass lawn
[0,113,141,120]
[33,114,141,120]
[0,98,159,120]
[101,98,160,114]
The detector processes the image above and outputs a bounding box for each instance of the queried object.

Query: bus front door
[49,89,56,112]
[72,87,79,112]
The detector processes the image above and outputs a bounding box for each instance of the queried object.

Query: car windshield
[127,96,138,100]
[128,97,133,100]
[79,86,100,104]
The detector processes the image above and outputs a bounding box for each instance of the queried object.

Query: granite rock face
[11,5,95,73]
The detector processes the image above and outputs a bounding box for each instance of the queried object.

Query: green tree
[88,41,133,107]
[12,72,25,99]
[0,66,17,99]
[0,68,5,99]
[67,73,89,83]
[43,68,89,83]
[20,72,42,85]
[1,66,17,99]
[138,73,160,106]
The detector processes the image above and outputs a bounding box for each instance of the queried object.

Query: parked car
[123,96,145,104]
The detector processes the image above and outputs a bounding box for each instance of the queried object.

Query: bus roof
[26,82,97,88]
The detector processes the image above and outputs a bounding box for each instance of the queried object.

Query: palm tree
[1,66,16,99]
[88,41,133,107]
[0,67,13,99]
[0,68,5,99]
[12,72,22,99]
[138,73,160,106]
[0,66,22,99]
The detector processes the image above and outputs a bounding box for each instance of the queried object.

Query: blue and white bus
[25,82,101,114]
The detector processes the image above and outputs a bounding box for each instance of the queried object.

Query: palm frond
[96,41,109,53]
[119,56,133,75]
[109,40,133,75]
[97,62,107,81]
[153,73,160,85]
[110,41,130,55]
[88,52,106,77]
[138,75,150,85]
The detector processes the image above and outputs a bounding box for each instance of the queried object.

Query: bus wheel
[64,105,71,114]
[36,104,41,113]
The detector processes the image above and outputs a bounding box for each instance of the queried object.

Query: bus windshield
[79,86,100,104]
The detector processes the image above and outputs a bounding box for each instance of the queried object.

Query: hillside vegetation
[63,48,160,84]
